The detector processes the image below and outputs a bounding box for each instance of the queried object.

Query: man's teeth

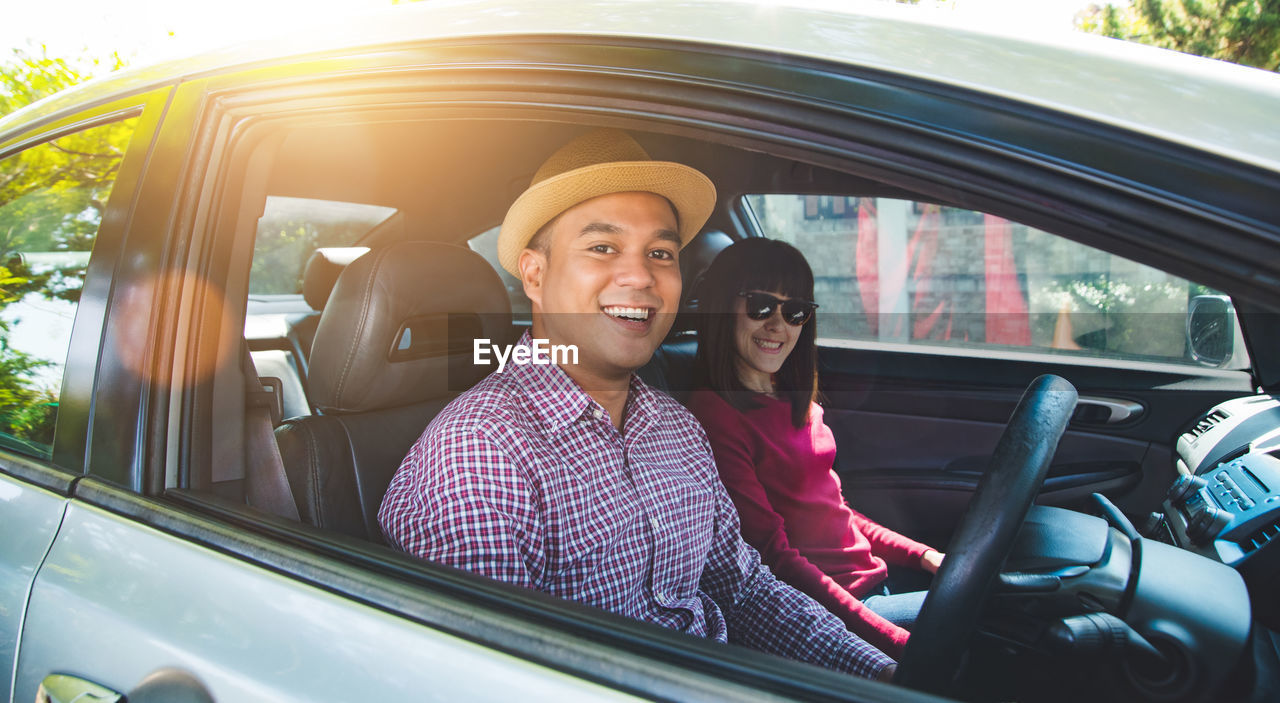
[605,306,651,321]
[755,338,782,350]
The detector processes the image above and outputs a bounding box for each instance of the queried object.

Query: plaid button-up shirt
[378,333,894,678]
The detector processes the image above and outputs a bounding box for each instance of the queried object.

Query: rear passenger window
[745,194,1245,368]
[0,118,139,459]
[249,195,398,297]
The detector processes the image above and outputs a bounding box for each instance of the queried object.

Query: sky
[5,0,391,66]
[4,0,1103,69]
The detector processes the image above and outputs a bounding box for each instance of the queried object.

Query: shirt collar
[505,330,660,436]
[622,372,659,437]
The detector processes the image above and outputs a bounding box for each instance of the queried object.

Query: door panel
[0,471,67,701]
[821,345,1253,548]
[832,411,1149,548]
[14,502,640,703]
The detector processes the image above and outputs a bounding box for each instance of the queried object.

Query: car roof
[5,0,1280,174]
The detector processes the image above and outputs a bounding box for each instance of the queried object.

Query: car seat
[273,241,513,541]
[287,246,371,388]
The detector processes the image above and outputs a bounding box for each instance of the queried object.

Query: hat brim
[497,160,717,276]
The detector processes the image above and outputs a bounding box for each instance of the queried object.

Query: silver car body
[3,2,1279,702]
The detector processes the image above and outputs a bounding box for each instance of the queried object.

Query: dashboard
[1163,394,1280,627]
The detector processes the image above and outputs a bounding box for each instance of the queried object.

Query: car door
[0,76,656,703]
[741,193,1257,549]
[0,467,70,703]
[6,48,942,703]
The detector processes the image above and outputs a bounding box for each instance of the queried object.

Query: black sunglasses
[737,291,818,326]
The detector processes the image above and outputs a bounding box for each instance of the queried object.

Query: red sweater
[688,389,933,659]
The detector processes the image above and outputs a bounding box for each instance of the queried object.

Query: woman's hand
[919,549,944,574]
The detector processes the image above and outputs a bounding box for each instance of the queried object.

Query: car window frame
[0,90,166,487]
[151,61,955,703]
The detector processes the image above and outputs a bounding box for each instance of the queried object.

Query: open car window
[744,194,1249,370]
[147,48,1272,701]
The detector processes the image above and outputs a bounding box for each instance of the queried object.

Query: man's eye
[589,244,616,254]
[649,249,675,261]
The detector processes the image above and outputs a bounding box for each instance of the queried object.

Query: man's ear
[519,247,546,309]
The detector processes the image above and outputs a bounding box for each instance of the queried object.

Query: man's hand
[919,549,944,574]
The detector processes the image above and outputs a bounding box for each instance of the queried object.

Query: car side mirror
[1187,295,1237,367]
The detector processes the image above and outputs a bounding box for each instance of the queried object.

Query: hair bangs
[736,248,814,301]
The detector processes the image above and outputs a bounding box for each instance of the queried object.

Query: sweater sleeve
[691,392,911,658]
[847,508,933,569]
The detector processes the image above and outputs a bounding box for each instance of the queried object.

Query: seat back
[286,246,371,386]
[668,229,732,341]
[638,230,732,400]
[637,338,699,402]
[275,241,512,541]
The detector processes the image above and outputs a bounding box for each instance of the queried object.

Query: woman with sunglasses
[688,238,943,660]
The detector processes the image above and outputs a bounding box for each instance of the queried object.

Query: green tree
[1078,0,1280,72]
[1,46,126,115]
[0,47,131,453]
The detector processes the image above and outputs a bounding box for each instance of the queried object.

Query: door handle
[37,669,215,703]
[36,674,121,703]
[1074,396,1144,425]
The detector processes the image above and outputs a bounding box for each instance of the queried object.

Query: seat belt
[243,346,301,521]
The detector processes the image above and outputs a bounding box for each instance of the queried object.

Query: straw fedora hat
[497,129,717,275]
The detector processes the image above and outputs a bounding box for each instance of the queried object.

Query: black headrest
[671,229,734,337]
[302,247,371,311]
[307,242,512,413]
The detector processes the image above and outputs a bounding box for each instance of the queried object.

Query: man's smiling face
[520,191,681,384]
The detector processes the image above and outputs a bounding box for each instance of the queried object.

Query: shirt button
[593,408,603,420]
[649,516,660,531]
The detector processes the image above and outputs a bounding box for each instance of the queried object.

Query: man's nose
[614,250,658,288]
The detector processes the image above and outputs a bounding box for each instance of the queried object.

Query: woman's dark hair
[692,238,818,428]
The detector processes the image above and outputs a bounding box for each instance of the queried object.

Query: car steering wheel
[895,374,1077,694]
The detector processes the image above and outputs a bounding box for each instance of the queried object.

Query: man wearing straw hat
[379,129,896,679]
